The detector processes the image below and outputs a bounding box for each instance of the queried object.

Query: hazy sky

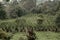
[0,0,2,2]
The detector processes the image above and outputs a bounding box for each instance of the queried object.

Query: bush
[0,22,17,33]
[0,28,13,40]
[15,18,27,32]
[35,14,57,31]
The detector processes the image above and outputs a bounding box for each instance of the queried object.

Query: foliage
[0,14,59,32]
[32,1,60,15]
[0,3,6,19]
[55,14,60,32]
[5,4,27,18]
[0,28,13,40]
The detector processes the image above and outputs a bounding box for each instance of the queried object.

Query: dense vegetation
[0,0,60,40]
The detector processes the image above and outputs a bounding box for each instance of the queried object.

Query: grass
[36,32,60,40]
[10,32,60,40]
[10,32,27,40]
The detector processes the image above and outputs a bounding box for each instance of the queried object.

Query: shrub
[36,14,57,31]
[15,18,27,32]
[0,28,13,40]
[0,21,17,33]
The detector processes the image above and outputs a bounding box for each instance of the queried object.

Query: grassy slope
[0,14,59,40]
[10,32,60,40]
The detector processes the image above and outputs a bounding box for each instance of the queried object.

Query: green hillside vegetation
[0,13,59,32]
[0,0,60,40]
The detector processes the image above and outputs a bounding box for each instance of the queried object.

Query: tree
[0,3,6,19]
[55,14,60,29]
[5,2,27,18]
